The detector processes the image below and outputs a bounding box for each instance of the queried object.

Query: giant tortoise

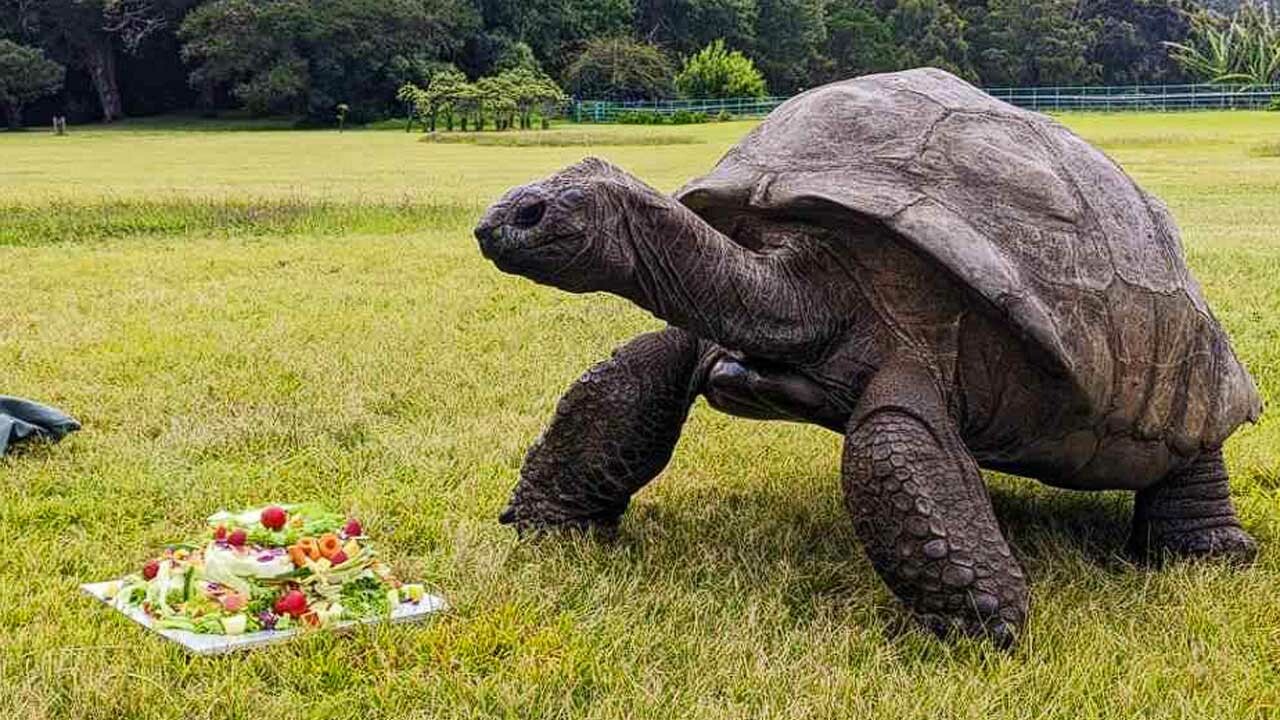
[472,68,1262,645]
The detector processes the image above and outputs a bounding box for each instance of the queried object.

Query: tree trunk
[3,101,20,130]
[198,81,217,118]
[84,34,123,123]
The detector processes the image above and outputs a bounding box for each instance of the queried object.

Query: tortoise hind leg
[500,327,708,535]
[842,359,1028,646]
[1129,448,1257,564]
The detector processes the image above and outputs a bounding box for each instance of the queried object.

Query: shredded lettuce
[339,576,391,618]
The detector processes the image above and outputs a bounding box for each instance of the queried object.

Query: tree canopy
[1,0,1271,126]
[0,39,65,128]
[563,37,676,100]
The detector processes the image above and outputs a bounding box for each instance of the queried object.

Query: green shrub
[716,110,734,122]
[615,108,714,125]
[1269,95,1280,111]
[1165,4,1280,87]
[617,110,667,124]
[675,40,768,99]
[667,110,710,124]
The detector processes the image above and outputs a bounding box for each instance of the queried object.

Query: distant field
[1,112,1279,719]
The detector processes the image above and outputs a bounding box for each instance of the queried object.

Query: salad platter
[82,503,445,655]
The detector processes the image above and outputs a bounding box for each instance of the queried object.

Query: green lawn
[2,112,1279,719]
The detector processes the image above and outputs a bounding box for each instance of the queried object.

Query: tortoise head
[477,156,852,362]
[475,157,652,293]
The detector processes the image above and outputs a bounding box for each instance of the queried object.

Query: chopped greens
[111,504,428,635]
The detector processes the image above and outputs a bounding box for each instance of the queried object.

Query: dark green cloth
[0,396,80,455]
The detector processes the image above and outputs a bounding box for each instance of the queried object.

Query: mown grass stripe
[0,200,481,246]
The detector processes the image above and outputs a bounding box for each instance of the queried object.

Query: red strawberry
[260,506,287,531]
[329,550,348,566]
[274,589,308,617]
[213,525,227,541]
[142,559,160,580]
[343,518,362,537]
[228,528,247,547]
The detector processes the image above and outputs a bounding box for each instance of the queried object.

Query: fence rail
[572,83,1280,121]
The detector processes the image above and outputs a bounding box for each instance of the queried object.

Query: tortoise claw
[498,506,518,525]
[917,612,1021,649]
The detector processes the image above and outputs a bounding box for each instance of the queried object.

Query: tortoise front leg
[842,359,1029,646]
[500,327,709,534]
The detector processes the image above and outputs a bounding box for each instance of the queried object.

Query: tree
[971,0,1099,86]
[427,66,470,131]
[0,40,65,128]
[477,74,514,129]
[501,67,567,128]
[563,37,676,100]
[634,0,758,57]
[460,32,536,77]
[477,0,634,76]
[1083,0,1194,84]
[398,82,428,130]
[890,0,975,80]
[2,0,175,122]
[180,0,479,122]
[754,0,827,93]
[399,65,471,132]
[815,2,901,82]
[675,39,768,97]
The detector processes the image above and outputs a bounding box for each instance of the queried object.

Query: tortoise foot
[498,500,620,540]
[1130,523,1257,566]
[1130,449,1257,566]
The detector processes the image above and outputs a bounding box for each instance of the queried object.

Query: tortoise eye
[513,199,546,229]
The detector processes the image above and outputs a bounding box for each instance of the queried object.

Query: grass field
[2,111,1279,719]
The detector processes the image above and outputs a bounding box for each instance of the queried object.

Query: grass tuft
[1249,141,1280,157]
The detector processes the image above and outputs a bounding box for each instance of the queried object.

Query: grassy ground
[1,111,1279,719]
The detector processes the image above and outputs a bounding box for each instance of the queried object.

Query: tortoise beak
[474,208,505,258]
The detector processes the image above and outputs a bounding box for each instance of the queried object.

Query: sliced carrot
[297,536,320,560]
[317,533,341,560]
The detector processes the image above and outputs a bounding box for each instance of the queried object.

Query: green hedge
[614,109,736,124]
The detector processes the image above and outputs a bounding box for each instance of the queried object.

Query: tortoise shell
[677,68,1260,457]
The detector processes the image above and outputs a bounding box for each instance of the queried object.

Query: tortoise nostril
[513,199,547,228]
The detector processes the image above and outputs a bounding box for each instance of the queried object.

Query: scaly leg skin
[842,360,1029,647]
[1129,448,1257,565]
[499,327,708,535]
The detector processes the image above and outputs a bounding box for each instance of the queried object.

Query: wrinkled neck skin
[587,187,838,362]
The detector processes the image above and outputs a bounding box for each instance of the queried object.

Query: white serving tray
[81,581,447,655]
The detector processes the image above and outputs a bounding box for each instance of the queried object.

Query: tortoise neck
[612,192,825,360]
